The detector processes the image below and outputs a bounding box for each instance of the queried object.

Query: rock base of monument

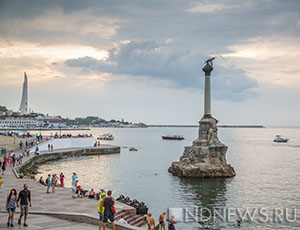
[168,116,236,178]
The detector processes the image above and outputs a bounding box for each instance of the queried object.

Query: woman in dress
[60,172,65,187]
[6,188,18,227]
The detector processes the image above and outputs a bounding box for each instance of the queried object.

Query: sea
[35,127,300,229]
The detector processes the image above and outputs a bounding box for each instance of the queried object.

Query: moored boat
[97,133,114,140]
[162,135,184,140]
[273,134,289,143]
[129,147,138,151]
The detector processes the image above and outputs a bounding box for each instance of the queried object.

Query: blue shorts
[8,208,16,213]
[103,211,114,223]
[99,213,104,221]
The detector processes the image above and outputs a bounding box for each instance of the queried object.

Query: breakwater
[15,145,120,177]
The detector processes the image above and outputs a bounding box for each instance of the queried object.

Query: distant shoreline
[0,128,90,131]
[148,125,265,128]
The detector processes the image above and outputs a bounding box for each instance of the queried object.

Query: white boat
[97,133,114,140]
[273,135,289,143]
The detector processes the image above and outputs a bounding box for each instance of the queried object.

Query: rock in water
[168,116,236,178]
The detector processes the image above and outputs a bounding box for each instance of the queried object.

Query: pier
[0,144,149,230]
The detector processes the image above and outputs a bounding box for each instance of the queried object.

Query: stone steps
[115,210,146,227]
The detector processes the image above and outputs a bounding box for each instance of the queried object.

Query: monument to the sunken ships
[168,58,236,177]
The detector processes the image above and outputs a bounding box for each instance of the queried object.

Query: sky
[0,0,299,125]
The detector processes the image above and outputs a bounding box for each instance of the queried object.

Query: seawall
[15,145,120,177]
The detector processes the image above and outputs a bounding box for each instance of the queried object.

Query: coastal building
[43,116,67,128]
[0,117,38,128]
[19,72,29,114]
[0,115,67,129]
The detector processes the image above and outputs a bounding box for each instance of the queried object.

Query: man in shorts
[159,212,166,230]
[100,190,115,230]
[17,184,31,227]
[98,192,106,230]
[46,174,51,193]
[147,213,155,230]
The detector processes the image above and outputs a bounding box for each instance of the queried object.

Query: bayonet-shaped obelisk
[19,72,28,114]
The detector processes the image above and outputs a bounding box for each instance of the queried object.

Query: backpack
[46,177,50,184]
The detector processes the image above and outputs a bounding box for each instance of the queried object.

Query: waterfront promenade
[0,145,146,230]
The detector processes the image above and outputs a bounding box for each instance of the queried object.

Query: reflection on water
[35,127,300,229]
[178,177,229,205]
[170,177,231,229]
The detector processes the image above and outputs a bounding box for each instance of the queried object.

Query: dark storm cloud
[1,0,299,50]
[65,40,258,101]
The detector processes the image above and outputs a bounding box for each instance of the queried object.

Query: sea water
[36,127,300,229]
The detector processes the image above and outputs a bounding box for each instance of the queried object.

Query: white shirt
[119,218,128,224]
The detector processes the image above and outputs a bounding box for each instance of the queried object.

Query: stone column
[202,64,213,118]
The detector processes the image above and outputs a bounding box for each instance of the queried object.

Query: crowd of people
[38,172,65,193]
[0,131,33,138]
[0,151,27,175]
[53,133,92,139]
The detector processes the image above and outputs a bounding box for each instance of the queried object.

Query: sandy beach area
[0,135,34,151]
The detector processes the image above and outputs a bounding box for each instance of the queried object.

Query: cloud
[220,35,300,87]
[187,2,238,13]
[0,38,108,59]
[0,8,120,39]
[65,41,258,101]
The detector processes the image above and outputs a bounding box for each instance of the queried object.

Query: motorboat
[273,135,289,143]
[129,147,138,151]
[97,133,114,140]
[162,135,184,140]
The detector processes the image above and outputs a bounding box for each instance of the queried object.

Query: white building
[0,117,38,128]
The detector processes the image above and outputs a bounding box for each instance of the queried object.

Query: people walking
[50,144,53,151]
[101,190,116,230]
[4,155,7,167]
[6,188,18,227]
[0,175,3,188]
[98,192,106,230]
[46,174,51,193]
[147,213,155,230]
[167,216,176,230]
[48,144,50,151]
[159,212,166,230]
[72,180,78,198]
[1,160,6,175]
[72,172,77,185]
[60,172,65,187]
[17,184,32,227]
[51,174,56,193]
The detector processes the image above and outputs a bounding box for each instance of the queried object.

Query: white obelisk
[19,72,28,114]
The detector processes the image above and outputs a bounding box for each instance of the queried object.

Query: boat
[162,135,184,140]
[273,135,289,143]
[129,147,138,151]
[97,133,114,140]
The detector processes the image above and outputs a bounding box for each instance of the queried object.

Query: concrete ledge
[0,210,141,230]
[14,145,120,176]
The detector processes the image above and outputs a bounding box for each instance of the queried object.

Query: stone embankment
[16,145,120,178]
[0,144,152,230]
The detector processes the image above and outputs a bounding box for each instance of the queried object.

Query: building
[0,117,38,128]
[43,116,67,128]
